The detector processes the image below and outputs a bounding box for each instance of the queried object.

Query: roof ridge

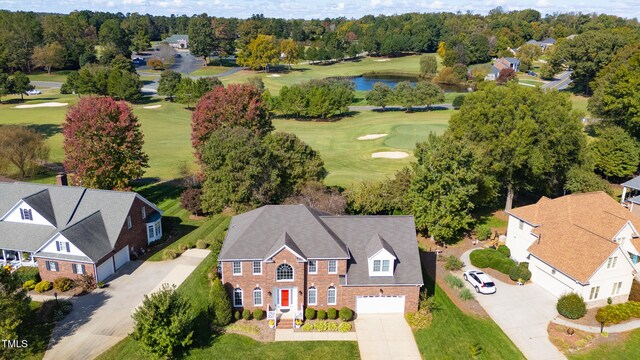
[60,210,102,232]
[571,223,611,242]
[602,209,628,221]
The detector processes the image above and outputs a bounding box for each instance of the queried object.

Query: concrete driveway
[460,249,565,360]
[43,249,210,360]
[355,314,421,360]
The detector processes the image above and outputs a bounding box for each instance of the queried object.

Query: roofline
[528,253,588,285]
[319,215,415,219]
[135,194,163,215]
[506,212,539,227]
[34,232,63,253]
[33,255,95,264]
[342,283,424,287]
[264,244,307,262]
[0,199,26,222]
[585,246,636,282]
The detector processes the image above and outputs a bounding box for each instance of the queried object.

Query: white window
[127,215,132,229]
[328,260,337,274]
[155,222,161,237]
[72,263,85,274]
[308,260,317,274]
[382,259,390,272]
[589,286,600,300]
[147,225,155,239]
[20,208,33,221]
[56,241,71,253]
[308,287,317,305]
[253,261,262,275]
[373,260,381,272]
[607,256,618,269]
[612,282,623,296]
[519,220,524,230]
[327,286,337,305]
[253,288,263,306]
[46,261,58,272]
[276,263,294,281]
[233,261,242,275]
[141,207,146,219]
[233,288,243,307]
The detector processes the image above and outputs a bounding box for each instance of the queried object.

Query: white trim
[0,201,24,221]
[233,288,243,307]
[276,263,294,282]
[252,261,262,275]
[134,194,163,215]
[232,261,242,275]
[308,260,317,274]
[253,288,263,306]
[308,287,317,305]
[264,244,307,262]
[368,248,397,261]
[328,260,337,274]
[327,286,337,305]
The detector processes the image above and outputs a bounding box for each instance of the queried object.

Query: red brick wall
[36,258,96,283]
[340,285,421,313]
[113,197,159,255]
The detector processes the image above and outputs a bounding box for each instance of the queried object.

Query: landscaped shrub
[34,280,52,293]
[53,277,74,292]
[317,309,327,320]
[234,311,241,321]
[75,274,97,292]
[406,310,433,329]
[242,309,251,320]
[497,245,511,258]
[196,239,208,249]
[443,255,465,271]
[475,224,492,241]
[180,187,204,215]
[162,249,178,260]
[452,95,465,109]
[557,293,587,319]
[178,243,188,253]
[338,322,352,332]
[630,280,640,302]
[314,320,328,332]
[509,262,532,282]
[305,307,316,320]
[444,274,464,289]
[459,288,474,301]
[327,307,338,320]
[302,323,313,331]
[469,249,491,268]
[595,301,640,325]
[339,307,353,321]
[15,266,40,285]
[253,309,264,320]
[22,279,36,291]
[327,322,339,331]
[470,248,516,275]
[52,300,74,321]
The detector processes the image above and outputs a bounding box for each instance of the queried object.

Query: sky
[0,0,639,19]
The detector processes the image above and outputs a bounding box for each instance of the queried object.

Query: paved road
[32,81,62,89]
[354,314,421,360]
[43,249,210,360]
[541,71,573,90]
[460,249,566,360]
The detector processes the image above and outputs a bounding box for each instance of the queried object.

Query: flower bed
[297,319,355,332]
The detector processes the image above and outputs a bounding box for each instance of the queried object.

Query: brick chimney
[56,173,68,186]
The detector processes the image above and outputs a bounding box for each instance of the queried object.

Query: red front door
[281,289,290,307]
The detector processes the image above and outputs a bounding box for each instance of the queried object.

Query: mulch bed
[548,322,626,355]
[292,319,356,332]
[225,319,275,342]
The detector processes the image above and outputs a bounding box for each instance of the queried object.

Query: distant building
[485,57,520,81]
[525,37,557,52]
[163,34,189,49]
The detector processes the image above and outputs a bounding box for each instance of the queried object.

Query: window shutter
[54,262,59,271]
[45,261,51,271]
[65,242,70,253]
[81,264,86,274]
[72,264,77,274]
[56,241,61,252]
[20,209,24,220]
[28,209,32,220]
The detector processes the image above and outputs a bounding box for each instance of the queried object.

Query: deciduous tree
[589,126,640,179]
[63,97,149,190]
[280,39,300,69]
[0,267,31,360]
[283,181,347,215]
[107,69,141,102]
[0,71,13,103]
[31,42,65,74]
[415,81,445,109]
[564,166,612,195]
[188,14,217,62]
[157,70,182,101]
[365,82,392,110]
[420,55,438,77]
[11,72,33,101]
[237,35,280,71]
[516,43,542,72]
[0,126,50,178]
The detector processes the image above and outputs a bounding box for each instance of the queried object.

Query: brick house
[0,180,163,283]
[218,205,423,320]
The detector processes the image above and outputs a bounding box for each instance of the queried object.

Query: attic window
[20,208,33,221]
[56,241,71,253]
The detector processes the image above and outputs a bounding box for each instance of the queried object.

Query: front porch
[0,249,37,270]
[266,286,304,329]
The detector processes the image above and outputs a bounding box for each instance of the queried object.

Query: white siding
[1,201,54,226]
[96,258,115,282]
[39,234,88,257]
[368,249,396,277]
[505,215,537,262]
[581,247,633,305]
[529,256,575,298]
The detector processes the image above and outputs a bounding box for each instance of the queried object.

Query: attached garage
[529,257,573,298]
[114,245,130,270]
[356,295,405,313]
[96,258,115,282]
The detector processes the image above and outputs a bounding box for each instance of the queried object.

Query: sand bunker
[358,134,388,140]
[371,151,410,159]
[15,102,68,109]
[143,105,162,109]
[374,59,391,62]
[269,74,281,77]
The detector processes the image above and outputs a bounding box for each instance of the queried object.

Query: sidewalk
[275,329,357,341]
[552,317,640,334]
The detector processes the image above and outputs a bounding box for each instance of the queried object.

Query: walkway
[552,317,640,334]
[355,314,421,360]
[43,249,210,360]
[275,329,357,341]
[460,249,566,360]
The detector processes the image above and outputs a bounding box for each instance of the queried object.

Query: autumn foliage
[63,97,148,190]
[191,83,271,159]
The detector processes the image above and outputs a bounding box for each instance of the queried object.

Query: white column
[621,187,628,204]
[1,249,5,263]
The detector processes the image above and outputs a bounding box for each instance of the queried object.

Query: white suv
[463,270,497,294]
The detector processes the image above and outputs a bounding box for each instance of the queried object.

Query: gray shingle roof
[36,252,93,263]
[0,222,58,252]
[622,176,640,190]
[163,34,188,43]
[365,233,396,258]
[23,189,57,227]
[59,211,112,262]
[265,231,306,260]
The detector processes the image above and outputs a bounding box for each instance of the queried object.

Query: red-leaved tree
[497,68,517,84]
[191,83,272,159]
[63,97,149,190]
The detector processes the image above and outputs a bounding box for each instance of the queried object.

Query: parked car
[463,270,497,294]
[527,70,538,76]
[26,89,41,95]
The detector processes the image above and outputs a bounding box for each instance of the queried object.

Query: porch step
[278,319,294,329]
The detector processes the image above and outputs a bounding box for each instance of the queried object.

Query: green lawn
[274,110,450,186]
[416,260,524,359]
[28,70,74,83]
[190,66,232,76]
[569,329,640,359]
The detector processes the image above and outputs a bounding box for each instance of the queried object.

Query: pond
[350,75,468,93]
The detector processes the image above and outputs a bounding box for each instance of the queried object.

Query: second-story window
[308,260,317,274]
[328,260,337,274]
[233,261,242,275]
[127,215,132,229]
[56,241,70,253]
[253,261,262,275]
[276,263,294,281]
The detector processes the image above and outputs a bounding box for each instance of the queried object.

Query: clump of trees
[365,80,445,111]
[0,71,34,102]
[0,267,31,360]
[0,126,50,178]
[282,181,347,215]
[276,79,354,119]
[61,56,141,101]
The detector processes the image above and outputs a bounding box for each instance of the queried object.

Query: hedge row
[596,301,640,325]
[469,248,515,274]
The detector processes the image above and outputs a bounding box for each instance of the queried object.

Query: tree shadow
[46,291,111,348]
[420,250,437,297]
[133,179,184,205]
[27,124,61,138]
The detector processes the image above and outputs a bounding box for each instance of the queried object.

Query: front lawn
[190,66,232,76]
[569,328,640,360]
[5,301,56,360]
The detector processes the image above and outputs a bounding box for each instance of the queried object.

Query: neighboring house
[526,37,557,51]
[218,205,423,317]
[506,192,637,307]
[620,175,640,216]
[163,34,188,49]
[485,57,520,81]
[0,179,163,283]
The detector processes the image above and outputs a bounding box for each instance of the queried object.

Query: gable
[0,200,55,227]
[588,247,636,283]
[369,248,396,261]
[265,244,307,262]
[37,233,90,258]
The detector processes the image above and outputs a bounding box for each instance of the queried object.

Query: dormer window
[366,233,397,277]
[20,208,33,221]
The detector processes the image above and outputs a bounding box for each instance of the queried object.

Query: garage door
[114,246,130,270]
[530,264,572,298]
[356,296,405,314]
[96,259,115,282]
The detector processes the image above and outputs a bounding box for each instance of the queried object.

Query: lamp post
[54,292,58,305]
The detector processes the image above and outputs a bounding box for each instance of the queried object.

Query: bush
[75,274,97,292]
[406,310,433,329]
[163,249,178,260]
[630,280,640,302]
[509,262,532,282]
[196,239,208,249]
[35,280,52,293]
[459,288,474,301]
[557,293,587,319]
[22,279,36,290]
[327,307,338,320]
[97,281,106,288]
[59,299,73,315]
[180,187,204,216]
[53,277,74,292]
[178,243,188,253]
[212,278,234,326]
[314,320,328,332]
[338,322,352,332]
[444,274,464,289]
[470,248,516,275]
[253,309,264,320]
[317,309,327,320]
[339,307,353,321]
[305,307,316,320]
[327,322,339,331]
[595,301,640,325]
[443,256,465,271]
[475,224,492,241]
[452,95,465,109]
[15,266,40,284]
[302,323,313,331]
[234,311,241,321]
[242,309,251,320]
[497,245,511,257]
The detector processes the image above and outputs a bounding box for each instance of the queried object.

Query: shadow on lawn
[27,123,62,138]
